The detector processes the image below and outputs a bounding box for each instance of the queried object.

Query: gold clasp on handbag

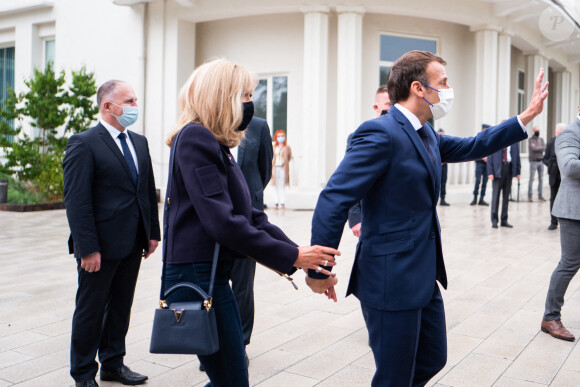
[203,298,212,312]
[159,300,168,309]
[173,309,185,323]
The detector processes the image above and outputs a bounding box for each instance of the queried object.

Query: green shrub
[0,64,97,203]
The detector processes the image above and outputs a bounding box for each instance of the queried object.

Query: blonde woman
[162,59,339,386]
[271,129,292,209]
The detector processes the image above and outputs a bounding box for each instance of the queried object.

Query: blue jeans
[165,260,249,387]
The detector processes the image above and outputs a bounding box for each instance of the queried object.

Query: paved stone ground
[1,182,580,386]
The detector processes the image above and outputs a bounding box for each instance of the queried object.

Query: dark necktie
[417,126,436,165]
[503,148,508,162]
[118,132,138,184]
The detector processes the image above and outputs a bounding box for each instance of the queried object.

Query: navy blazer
[237,117,273,211]
[486,144,521,178]
[165,123,297,274]
[310,106,527,311]
[63,123,161,259]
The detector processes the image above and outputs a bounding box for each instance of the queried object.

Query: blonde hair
[166,58,256,147]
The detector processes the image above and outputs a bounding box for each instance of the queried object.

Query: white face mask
[422,84,454,120]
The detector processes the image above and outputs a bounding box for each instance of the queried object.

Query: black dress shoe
[100,365,147,385]
[501,222,513,228]
[199,362,205,372]
[548,224,558,230]
[478,200,489,206]
[492,222,498,229]
[440,200,450,206]
[76,380,99,387]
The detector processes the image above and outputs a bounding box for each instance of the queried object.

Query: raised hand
[294,245,340,276]
[519,68,549,127]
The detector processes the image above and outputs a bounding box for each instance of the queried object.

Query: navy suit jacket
[486,144,521,178]
[237,117,273,211]
[165,123,297,274]
[310,106,527,311]
[63,123,161,259]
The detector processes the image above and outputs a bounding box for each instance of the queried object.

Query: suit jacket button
[430,232,436,239]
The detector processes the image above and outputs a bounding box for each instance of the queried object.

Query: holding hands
[294,245,340,302]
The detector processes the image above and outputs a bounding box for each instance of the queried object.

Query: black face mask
[236,101,254,131]
[534,131,540,137]
[380,110,389,116]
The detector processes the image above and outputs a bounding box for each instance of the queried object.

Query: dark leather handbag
[149,128,220,355]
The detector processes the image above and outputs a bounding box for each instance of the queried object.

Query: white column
[553,70,571,125]
[496,33,512,123]
[335,6,364,166]
[525,53,549,135]
[471,26,500,129]
[300,6,329,190]
[14,23,41,137]
[144,0,167,194]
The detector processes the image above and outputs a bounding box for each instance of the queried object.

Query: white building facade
[2,0,580,207]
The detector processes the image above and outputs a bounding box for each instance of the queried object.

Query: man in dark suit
[63,80,160,387]
[438,128,450,206]
[544,123,565,230]
[487,144,521,228]
[306,50,547,386]
[230,116,273,362]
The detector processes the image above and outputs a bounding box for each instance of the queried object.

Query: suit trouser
[491,164,512,224]
[528,161,544,198]
[544,218,580,321]
[230,257,256,345]
[361,284,447,387]
[549,181,560,226]
[473,162,488,197]
[440,164,448,200]
[70,231,144,381]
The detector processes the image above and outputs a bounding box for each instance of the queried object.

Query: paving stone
[2,181,578,386]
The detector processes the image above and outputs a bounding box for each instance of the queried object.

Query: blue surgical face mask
[277,136,285,143]
[111,103,139,127]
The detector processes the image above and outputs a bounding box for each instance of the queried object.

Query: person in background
[541,107,580,342]
[229,116,273,367]
[487,144,521,228]
[162,59,339,386]
[528,126,547,202]
[471,124,491,206]
[63,80,160,387]
[438,128,450,206]
[544,123,565,230]
[348,85,392,237]
[272,129,292,209]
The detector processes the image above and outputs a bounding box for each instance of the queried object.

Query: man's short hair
[437,128,445,134]
[96,80,123,110]
[482,124,491,130]
[387,50,446,104]
[376,84,388,95]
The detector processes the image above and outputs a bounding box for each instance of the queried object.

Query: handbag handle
[160,127,221,304]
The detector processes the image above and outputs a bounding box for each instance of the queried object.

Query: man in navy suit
[230,116,273,362]
[487,144,521,228]
[306,51,548,386]
[63,80,160,387]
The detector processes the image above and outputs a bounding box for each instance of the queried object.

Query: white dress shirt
[100,119,139,173]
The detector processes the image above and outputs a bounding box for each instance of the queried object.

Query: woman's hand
[295,245,340,276]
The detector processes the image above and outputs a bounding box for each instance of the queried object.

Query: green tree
[0,63,97,202]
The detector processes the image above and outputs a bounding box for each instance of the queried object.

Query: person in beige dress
[272,129,292,209]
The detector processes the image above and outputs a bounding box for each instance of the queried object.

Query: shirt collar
[100,119,124,139]
[395,103,422,130]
